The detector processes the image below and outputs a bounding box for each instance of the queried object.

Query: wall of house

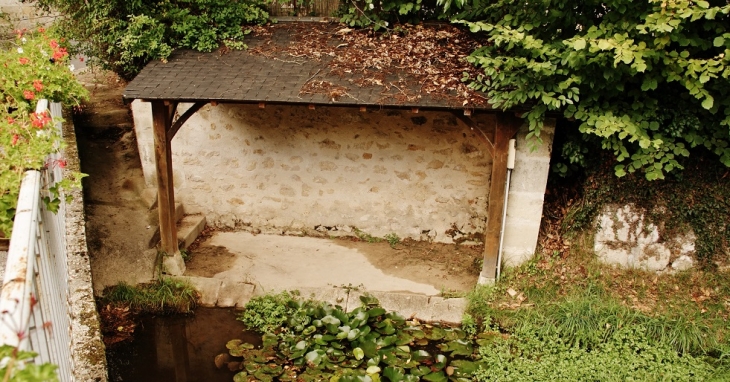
[132,101,553,264]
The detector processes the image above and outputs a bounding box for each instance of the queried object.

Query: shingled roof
[123,21,494,111]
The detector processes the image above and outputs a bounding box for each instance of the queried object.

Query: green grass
[464,238,730,380]
[100,278,199,314]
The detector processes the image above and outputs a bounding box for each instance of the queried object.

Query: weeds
[100,278,199,314]
[384,232,400,248]
[353,228,381,243]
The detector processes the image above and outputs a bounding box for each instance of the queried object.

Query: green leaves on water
[221,294,481,382]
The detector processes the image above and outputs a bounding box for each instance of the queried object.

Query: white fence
[0,101,74,381]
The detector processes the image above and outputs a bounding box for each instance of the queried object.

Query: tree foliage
[447,0,730,179]
[29,0,271,79]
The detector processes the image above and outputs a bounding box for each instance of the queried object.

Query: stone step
[146,203,185,248]
[177,215,207,250]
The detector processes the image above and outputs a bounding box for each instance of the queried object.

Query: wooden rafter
[167,102,207,141]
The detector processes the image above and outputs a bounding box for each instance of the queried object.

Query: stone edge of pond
[173,276,467,324]
[64,110,110,382]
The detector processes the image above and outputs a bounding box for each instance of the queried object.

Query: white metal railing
[0,101,74,381]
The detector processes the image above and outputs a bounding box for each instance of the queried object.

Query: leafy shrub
[454,0,730,179]
[236,291,298,333]
[30,0,271,78]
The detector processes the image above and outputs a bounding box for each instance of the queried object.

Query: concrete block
[428,297,467,324]
[501,220,541,263]
[177,214,206,249]
[162,251,186,276]
[505,192,547,221]
[509,158,551,193]
[217,280,256,308]
[174,276,221,307]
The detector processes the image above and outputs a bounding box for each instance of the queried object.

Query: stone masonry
[132,101,553,266]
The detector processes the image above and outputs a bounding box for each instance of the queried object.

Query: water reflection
[107,307,260,382]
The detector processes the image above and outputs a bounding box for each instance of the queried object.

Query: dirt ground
[74,70,159,293]
[78,70,482,295]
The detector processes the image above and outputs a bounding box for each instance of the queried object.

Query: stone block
[174,276,221,307]
[672,255,694,272]
[217,280,256,308]
[428,297,467,324]
[177,214,206,249]
[162,251,186,276]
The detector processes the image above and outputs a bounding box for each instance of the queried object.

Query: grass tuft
[100,278,199,314]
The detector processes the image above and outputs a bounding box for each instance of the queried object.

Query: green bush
[454,0,730,180]
[30,0,271,78]
[236,291,298,334]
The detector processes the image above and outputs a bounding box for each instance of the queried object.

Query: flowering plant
[0,28,88,236]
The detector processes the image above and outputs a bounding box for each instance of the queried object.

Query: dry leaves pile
[248,22,489,106]
[99,304,136,347]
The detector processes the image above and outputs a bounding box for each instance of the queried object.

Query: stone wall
[62,110,108,381]
[594,204,696,272]
[0,0,55,30]
[132,101,553,265]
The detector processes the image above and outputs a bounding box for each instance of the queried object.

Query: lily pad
[383,366,405,382]
[353,347,365,360]
[233,372,248,382]
[305,349,326,367]
[215,353,230,369]
[422,371,447,382]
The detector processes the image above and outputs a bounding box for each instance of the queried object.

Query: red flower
[30,111,51,128]
[33,80,43,92]
[52,48,68,61]
[37,27,45,33]
[19,57,30,65]
[56,159,67,169]
[23,90,35,100]
[6,117,14,124]
[11,134,19,146]
[79,57,85,62]
[49,40,59,49]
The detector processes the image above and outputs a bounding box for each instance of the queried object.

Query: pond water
[106,307,260,382]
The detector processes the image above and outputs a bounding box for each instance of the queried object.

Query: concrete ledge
[175,276,221,307]
[183,276,468,324]
[217,280,256,308]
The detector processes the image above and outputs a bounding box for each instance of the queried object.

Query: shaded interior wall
[133,102,495,243]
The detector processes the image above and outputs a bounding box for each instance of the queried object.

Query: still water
[107,308,261,382]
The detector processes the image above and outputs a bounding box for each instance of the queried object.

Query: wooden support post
[480,114,522,283]
[152,101,178,256]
